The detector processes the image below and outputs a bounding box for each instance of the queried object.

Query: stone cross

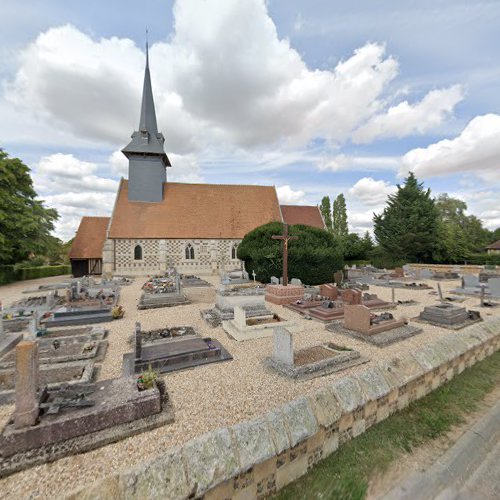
[252,270,256,284]
[273,327,294,366]
[272,223,298,287]
[14,340,39,429]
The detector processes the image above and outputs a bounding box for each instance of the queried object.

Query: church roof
[108,180,282,239]
[281,205,325,230]
[69,216,110,259]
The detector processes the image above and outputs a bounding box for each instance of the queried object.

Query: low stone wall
[409,263,483,274]
[69,318,500,500]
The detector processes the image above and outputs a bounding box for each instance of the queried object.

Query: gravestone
[270,276,280,285]
[233,306,247,329]
[14,341,39,429]
[489,278,500,298]
[273,327,293,366]
[290,278,302,286]
[344,304,371,332]
[463,275,479,288]
[334,270,344,286]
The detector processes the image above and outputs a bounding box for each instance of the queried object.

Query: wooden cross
[272,224,298,286]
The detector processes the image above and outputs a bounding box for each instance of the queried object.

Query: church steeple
[122,39,171,202]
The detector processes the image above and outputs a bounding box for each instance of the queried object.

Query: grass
[273,349,500,500]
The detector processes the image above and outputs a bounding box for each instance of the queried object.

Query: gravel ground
[0,274,498,499]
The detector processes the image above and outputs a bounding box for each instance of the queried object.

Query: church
[69,49,325,277]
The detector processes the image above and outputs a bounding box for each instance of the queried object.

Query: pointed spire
[138,34,158,135]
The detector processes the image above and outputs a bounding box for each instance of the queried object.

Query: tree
[319,196,333,232]
[332,193,348,240]
[237,222,343,285]
[373,172,440,263]
[0,149,59,265]
[435,194,491,261]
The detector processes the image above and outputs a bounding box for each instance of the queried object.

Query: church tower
[122,43,171,202]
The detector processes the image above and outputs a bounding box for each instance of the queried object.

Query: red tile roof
[280,205,325,230]
[69,217,110,259]
[108,180,283,239]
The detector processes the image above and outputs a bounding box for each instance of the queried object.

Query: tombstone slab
[273,327,294,366]
[14,341,39,429]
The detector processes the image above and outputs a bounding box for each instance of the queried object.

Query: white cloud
[352,85,464,143]
[4,0,461,155]
[348,177,396,206]
[277,185,306,204]
[317,154,400,172]
[400,114,500,179]
[109,150,128,176]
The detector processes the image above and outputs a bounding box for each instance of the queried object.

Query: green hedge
[465,254,500,266]
[0,265,71,285]
[344,260,371,267]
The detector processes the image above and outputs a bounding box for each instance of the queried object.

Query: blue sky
[1,0,499,240]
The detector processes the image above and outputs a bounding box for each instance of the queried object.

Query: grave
[123,323,232,375]
[138,274,190,309]
[264,327,367,380]
[417,303,482,330]
[326,305,423,347]
[431,271,460,280]
[201,284,270,327]
[221,269,250,285]
[285,288,393,323]
[181,274,212,287]
[375,281,432,290]
[222,306,298,342]
[0,342,172,477]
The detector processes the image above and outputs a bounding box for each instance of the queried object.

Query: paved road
[383,399,500,500]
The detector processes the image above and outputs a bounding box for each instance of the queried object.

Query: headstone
[273,327,293,366]
[420,269,433,279]
[270,276,280,285]
[463,275,479,288]
[290,278,302,286]
[46,291,56,308]
[65,289,72,303]
[28,312,38,339]
[437,283,444,302]
[391,287,395,304]
[135,322,142,360]
[233,306,247,329]
[489,278,500,298]
[252,270,256,284]
[14,340,39,429]
[344,304,371,332]
[334,270,343,286]
[76,280,82,296]
[394,267,404,277]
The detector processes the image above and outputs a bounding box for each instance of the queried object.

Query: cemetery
[138,273,191,309]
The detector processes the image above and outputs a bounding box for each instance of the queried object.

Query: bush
[17,265,71,281]
[0,265,18,285]
[367,247,406,269]
[237,222,343,285]
[465,253,500,266]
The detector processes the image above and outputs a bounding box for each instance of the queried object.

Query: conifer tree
[373,172,439,262]
[319,196,333,232]
[332,193,348,240]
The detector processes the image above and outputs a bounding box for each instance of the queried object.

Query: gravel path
[0,274,498,499]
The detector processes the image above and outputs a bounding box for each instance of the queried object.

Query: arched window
[185,243,195,260]
[134,244,143,260]
[231,243,238,260]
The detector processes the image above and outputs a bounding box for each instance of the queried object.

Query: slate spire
[122,39,170,168]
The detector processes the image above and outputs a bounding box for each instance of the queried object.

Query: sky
[1,0,500,241]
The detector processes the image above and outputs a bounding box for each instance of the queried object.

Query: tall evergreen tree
[373,172,439,262]
[0,149,58,265]
[319,196,333,232]
[332,193,348,240]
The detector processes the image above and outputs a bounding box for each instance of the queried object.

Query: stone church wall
[103,238,243,276]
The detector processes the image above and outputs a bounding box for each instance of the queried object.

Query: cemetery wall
[68,318,500,500]
[107,238,242,275]
[409,263,483,274]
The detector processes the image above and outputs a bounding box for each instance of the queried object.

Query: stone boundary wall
[68,318,500,500]
[409,263,483,274]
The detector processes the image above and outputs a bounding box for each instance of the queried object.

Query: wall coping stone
[307,385,342,428]
[281,397,319,448]
[378,354,425,388]
[230,417,275,472]
[330,376,366,413]
[355,366,391,401]
[181,428,239,496]
[264,407,291,455]
[411,344,449,372]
